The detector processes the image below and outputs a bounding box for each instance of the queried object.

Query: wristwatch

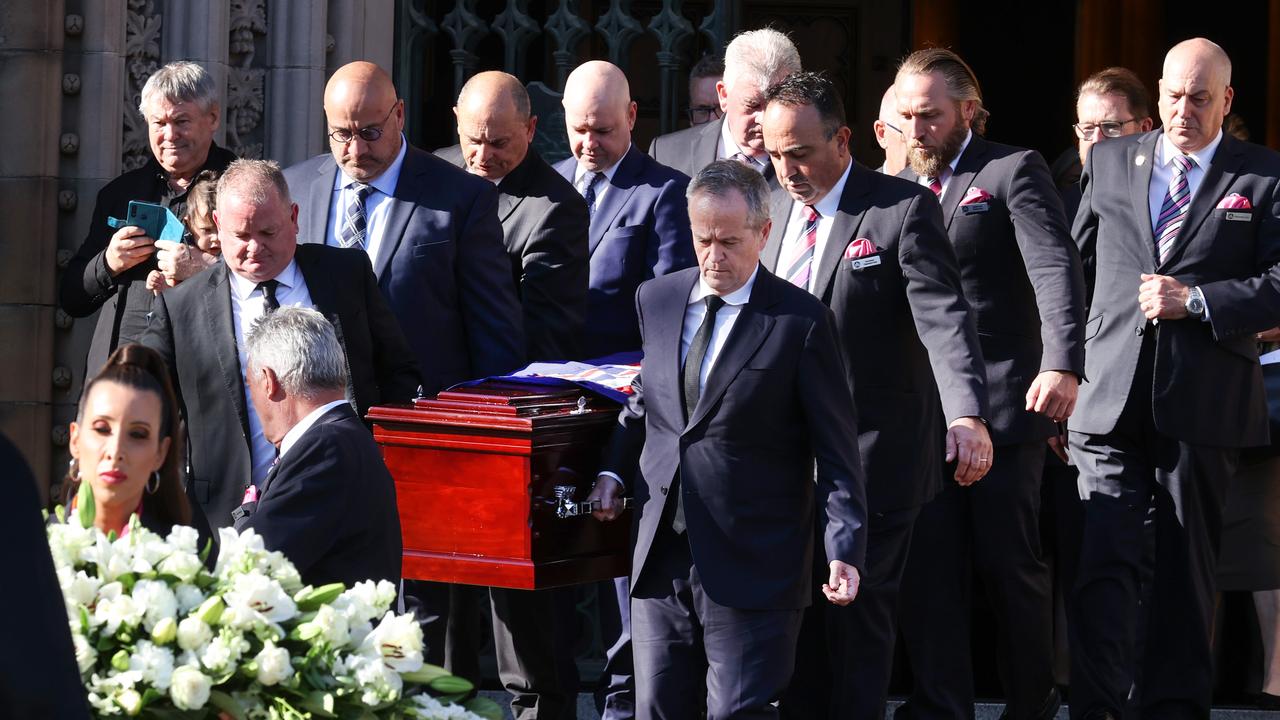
[1185,286,1206,319]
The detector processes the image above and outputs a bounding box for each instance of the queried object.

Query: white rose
[358,611,424,673]
[169,665,211,710]
[157,551,204,583]
[166,525,200,554]
[116,688,143,716]
[177,617,212,651]
[94,582,145,636]
[72,632,97,674]
[175,583,205,614]
[47,522,94,568]
[199,629,249,673]
[254,641,293,686]
[128,640,176,691]
[131,580,179,631]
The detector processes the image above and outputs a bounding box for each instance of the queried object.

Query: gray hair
[139,61,218,116]
[723,28,802,94]
[245,307,349,400]
[217,158,292,209]
[687,160,770,230]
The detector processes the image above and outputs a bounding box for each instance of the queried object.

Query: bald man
[284,61,523,396]
[438,71,589,362]
[554,60,694,359]
[872,85,907,175]
[1070,38,1280,719]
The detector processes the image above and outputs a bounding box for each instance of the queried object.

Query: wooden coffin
[367,381,631,590]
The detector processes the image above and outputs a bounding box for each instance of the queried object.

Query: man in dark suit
[587,159,866,720]
[60,61,235,380]
[554,59,696,720]
[555,60,695,359]
[436,70,585,720]
[143,159,421,529]
[236,306,401,588]
[892,48,1087,720]
[283,61,523,395]
[1069,38,1280,720]
[759,72,991,720]
[437,71,589,362]
[648,28,800,187]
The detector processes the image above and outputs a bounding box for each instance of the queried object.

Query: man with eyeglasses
[686,54,724,127]
[873,84,908,175]
[649,28,801,188]
[1064,67,1154,221]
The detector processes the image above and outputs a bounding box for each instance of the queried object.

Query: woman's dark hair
[65,344,191,527]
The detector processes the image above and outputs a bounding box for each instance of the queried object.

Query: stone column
[161,1,232,147]
[328,0,395,74]
[265,0,329,165]
[0,0,68,498]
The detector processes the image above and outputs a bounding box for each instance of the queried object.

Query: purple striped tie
[784,205,820,290]
[1154,154,1194,263]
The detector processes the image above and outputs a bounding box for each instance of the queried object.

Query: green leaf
[78,606,91,635]
[295,582,346,611]
[463,695,505,720]
[207,690,247,720]
[399,663,452,685]
[76,481,95,528]
[199,537,213,565]
[293,691,338,717]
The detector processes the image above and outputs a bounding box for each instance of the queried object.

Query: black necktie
[257,279,280,312]
[673,295,725,534]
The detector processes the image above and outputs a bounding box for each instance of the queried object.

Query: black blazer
[59,145,237,380]
[233,404,402,588]
[285,144,525,394]
[763,163,988,512]
[142,244,421,528]
[603,267,867,611]
[647,116,778,188]
[1072,130,1280,447]
[436,145,590,362]
[900,135,1087,444]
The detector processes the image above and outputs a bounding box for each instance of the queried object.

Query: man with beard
[760,71,990,720]
[648,28,801,187]
[893,48,1086,720]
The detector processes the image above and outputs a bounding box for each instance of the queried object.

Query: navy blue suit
[554,145,695,358]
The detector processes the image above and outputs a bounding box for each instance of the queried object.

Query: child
[147,170,221,293]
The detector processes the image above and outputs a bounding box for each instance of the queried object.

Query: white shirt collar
[688,266,759,307]
[1157,129,1223,170]
[574,144,632,185]
[334,134,409,196]
[810,159,853,218]
[719,118,768,169]
[278,398,350,459]
[229,258,303,300]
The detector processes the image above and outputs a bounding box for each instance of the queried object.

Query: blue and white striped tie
[1154,154,1194,264]
[340,182,374,250]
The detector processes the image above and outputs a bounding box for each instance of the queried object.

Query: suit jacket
[1072,130,1280,447]
[554,145,696,358]
[603,266,867,611]
[900,135,1087,444]
[646,116,778,188]
[436,144,590,361]
[233,404,402,587]
[763,163,988,512]
[141,244,421,528]
[285,144,524,394]
[59,145,237,380]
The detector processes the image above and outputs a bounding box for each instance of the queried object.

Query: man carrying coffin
[587,159,867,720]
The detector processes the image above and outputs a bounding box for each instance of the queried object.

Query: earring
[146,471,160,495]
[67,457,80,482]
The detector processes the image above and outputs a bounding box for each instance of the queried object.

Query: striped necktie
[783,205,821,290]
[340,182,374,250]
[579,172,603,219]
[1154,154,1195,263]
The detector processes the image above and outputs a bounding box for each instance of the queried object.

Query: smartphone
[106,200,186,242]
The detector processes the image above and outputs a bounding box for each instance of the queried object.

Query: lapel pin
[1135,154,1146,167]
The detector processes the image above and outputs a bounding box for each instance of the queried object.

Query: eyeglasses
[328,102,399,144]
[881,120,905,137]
[686,104,723,125]
[1073,118,1137,140]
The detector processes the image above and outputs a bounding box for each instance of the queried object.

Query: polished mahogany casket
[367,381,631,590]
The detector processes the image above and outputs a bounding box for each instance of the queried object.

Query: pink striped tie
[1154,154,1195,263]
[784,205,820,290]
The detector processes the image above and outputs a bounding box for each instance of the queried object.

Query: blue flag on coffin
[450,352,642,404]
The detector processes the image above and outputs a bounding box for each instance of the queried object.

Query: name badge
[850,255,883,271]
[1225,211,1252,222]
[961,202,990,215]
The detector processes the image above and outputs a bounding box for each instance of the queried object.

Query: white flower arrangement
[49,484,502,719]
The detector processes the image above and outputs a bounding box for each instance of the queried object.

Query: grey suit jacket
[436,144,590,361]
[647,116,778,188]
[900,134,1086,445]
[1072,130,1280,447]
[764,162,987,512]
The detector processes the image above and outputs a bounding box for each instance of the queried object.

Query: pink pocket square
[1217,193,1253,210]
[960,187,994,205]
[844,238,880,259]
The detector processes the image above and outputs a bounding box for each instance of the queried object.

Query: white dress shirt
[326,135,409,269]
[228,260,314,486]
[278,398,351,461]
[780,159,853,293]
[1147,129,1223,231]
[681,267,759,391]
[916,129,973,200]
[718,118,769,174]
[573,144,631,215]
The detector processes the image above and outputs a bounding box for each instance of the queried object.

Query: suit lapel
[204,265,250,439]
[589,147,643,254]
[304,161,336,246]
[652,271,698,424]
[1128,132,1160,253]
[762,188,793,272]
[496,152,534,223]
[1158,134,1244,270]
[940,136,984,231]
[686,268,776,431]
[696,118,723,169]
[811,164,870,301]
[296,249,358,405]
[378,147,425,279]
